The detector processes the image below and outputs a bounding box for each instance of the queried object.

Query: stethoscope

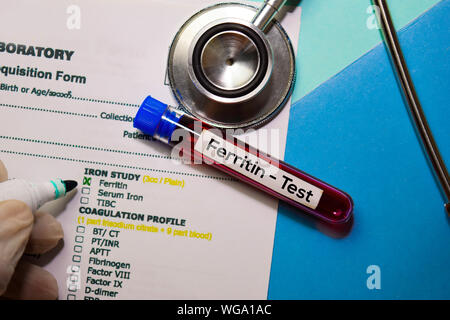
[164,0,450,214]
[167,0,295,129]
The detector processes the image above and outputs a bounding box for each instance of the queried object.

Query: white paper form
[0,0,301,299]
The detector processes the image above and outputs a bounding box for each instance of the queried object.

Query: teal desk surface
[269,0,449,299]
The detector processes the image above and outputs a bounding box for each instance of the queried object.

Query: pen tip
[63,180,78,192]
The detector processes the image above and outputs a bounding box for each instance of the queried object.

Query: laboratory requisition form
[0,0,301,299]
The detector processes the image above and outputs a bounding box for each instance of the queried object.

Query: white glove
[0,160,64,299]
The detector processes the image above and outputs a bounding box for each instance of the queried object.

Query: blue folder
[269,0,450,299]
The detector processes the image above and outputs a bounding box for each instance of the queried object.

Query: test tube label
[194,130,324,210]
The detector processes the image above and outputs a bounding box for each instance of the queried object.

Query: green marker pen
[0,178,78,211]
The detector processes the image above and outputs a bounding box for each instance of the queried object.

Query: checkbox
[70,274,79,283]
[81,187,90,195]
[80,197,89,204]
[74,245,82,253]
[75,235,84,243]
[68,283,78,292]
[72,254,81,263]
[76,226,85,233]
[67,294,76,300]
[69,265,80,273]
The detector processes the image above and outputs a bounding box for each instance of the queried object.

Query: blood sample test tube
[134,96,353,224]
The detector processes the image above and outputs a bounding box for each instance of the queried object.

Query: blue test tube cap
[133,96,168,136]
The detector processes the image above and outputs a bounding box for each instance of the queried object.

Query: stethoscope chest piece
[168,2,295,129]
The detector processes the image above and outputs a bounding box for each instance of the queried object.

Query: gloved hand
[0,160,64,299]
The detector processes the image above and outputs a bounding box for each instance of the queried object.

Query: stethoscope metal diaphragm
[167,2,295,129]
[192,22,269,99]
